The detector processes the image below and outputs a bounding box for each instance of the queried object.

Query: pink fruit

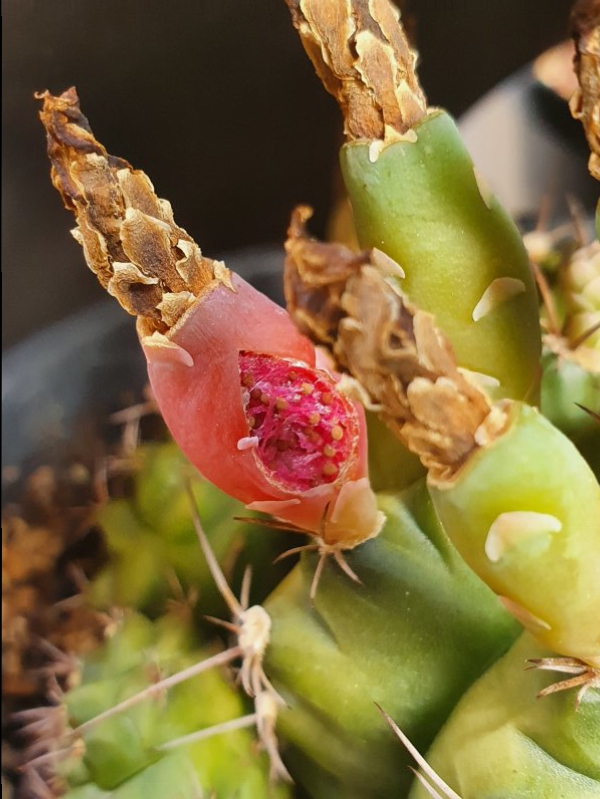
[141,273,382,548]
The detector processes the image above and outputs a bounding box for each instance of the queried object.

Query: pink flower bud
[140,273,383,548]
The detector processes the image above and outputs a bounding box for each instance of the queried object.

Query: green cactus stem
[285,0,541,403]
[21,612,291,799]
[340,113,541,402]
[87,443,248,617]
[428,401,600,669]
[284,218,600,670]
[407,634,600,798]
[264,481,519,798]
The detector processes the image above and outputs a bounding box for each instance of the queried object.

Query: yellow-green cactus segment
[408,634,600,798]
[341,111,541,402]
[429,402,600,666]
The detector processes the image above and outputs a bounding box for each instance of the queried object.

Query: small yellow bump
[323,444,336,458]
[275,398,288,411]
[242,373,254,388]
[321,392,333,405]
[331,425,344,441]
[308,412,321,425]
[301,382,314,395]
[322,462,338,477]
[260,393,270,405]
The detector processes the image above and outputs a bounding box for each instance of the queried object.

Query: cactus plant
[8,1,600,797]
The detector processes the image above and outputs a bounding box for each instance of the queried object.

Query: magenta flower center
[239,352,358,492]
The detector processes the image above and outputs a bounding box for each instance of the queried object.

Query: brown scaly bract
[570,0,600,180]
[285,207,506,483]
[38,88,232,336]
[284,0,426,141]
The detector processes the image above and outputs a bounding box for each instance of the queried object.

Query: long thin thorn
[310,553,328,602]
[333,550,362,585]
[273,543,319,564]
[527,657,590,674]
[109,401,156,425]
[240,566,252,611]
[574,403,600,423]
[11,707,59,723]
[157,712,258,751]
[21,746,73,771]
[531,261,561,335]
[536,673,593,699]
[203,615,239,634]
[570,320,600,349]
[73,646,241,737]
[185,479,242,617]
[567,193,589,247]
[234,515,308,534]
[376,705,463,799]
[410,767,446,799]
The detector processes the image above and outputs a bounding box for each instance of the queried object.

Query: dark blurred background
[2,0,578,348]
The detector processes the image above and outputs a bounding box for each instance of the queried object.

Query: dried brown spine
[285,207,506,482]
[38,88,229,336]
[284,0,427,141]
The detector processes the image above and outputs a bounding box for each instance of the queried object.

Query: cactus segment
[340,111,541,402]
[534,237,600,475]
[55,613,291,798]
[407,634,600,798]
[264,481,520,798]
[540,352,600,476]
[429,402,600,667]
[86,443,255,617]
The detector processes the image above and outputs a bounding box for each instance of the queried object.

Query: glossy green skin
[264,482,519,798]
[341,111,541,402]
[429,402,600,665]
[409,634,600,798]
[62,613,290,799]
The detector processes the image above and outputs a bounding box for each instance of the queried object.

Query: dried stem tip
[284,0,427,140]
[38,88,226,335]
[285,207,507,482]
[570,0,600,180]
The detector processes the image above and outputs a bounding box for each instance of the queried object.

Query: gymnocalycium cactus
[26,1,600,797]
